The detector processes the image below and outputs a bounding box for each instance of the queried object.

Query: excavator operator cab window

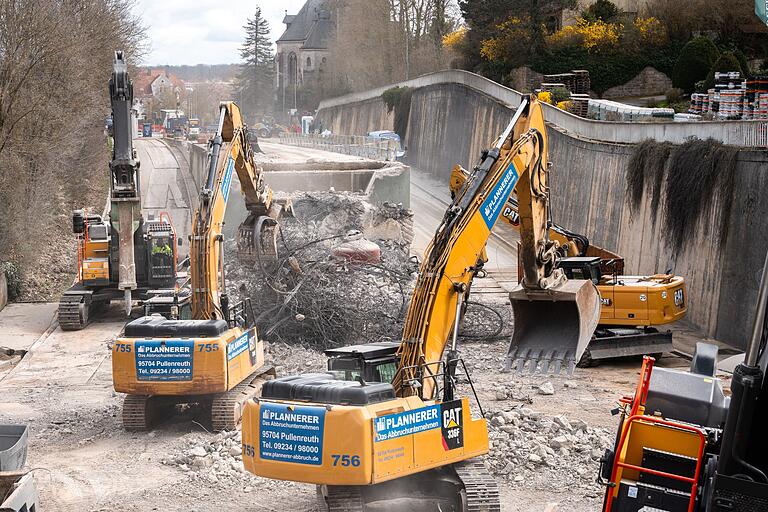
[327,357,398,383]
[148,234,175,284]
[325,342,400,383]
[557,256,602,285]
[373,361,397,383]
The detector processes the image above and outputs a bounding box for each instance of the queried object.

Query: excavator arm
[450,164,588,257]
[190,101,289,320]
[109,50,142,314]
[395,96,600,398]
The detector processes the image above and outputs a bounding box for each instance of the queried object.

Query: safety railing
[604,415,707,512]
[604,357,707,512]
[277,133,400,161]
[318,69,768,148]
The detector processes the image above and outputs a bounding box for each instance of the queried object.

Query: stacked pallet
[572,70,591,94]
[541,70,590,94]
[569,94,590,117]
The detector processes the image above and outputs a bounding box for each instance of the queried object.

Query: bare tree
[325,0,458,94]
[0,0,146,293]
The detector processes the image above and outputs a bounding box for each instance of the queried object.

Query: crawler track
[455,459,501,512]
[320,485,365,512]
[122,395,161,432]
[211,365,276,431]
[58,295,89,331]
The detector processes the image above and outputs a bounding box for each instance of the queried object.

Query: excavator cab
[558,256,602,285]
[146,228,176,287]
[324,342,400,383]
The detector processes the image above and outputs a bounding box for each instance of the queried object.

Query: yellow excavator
[599,252,768,511]
[111,101,289,431]
[450,162,687,368]
[240,95,601,510]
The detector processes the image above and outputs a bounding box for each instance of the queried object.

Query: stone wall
[507,66,544,93]
[602,67,672,99]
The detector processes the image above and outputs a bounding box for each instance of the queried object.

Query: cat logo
[440,400,464,450]
[501,206,520,226]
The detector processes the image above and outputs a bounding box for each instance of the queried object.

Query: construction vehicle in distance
[450,164,687,368]
[240,95,601,511]
[59,51,178,330]
[599,251,768,512]
[111,100,290,431]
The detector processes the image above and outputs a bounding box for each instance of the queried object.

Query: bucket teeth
[506,347,577,375]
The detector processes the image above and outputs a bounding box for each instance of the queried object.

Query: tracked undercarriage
[316,459,500,512]
[122,365,275,431]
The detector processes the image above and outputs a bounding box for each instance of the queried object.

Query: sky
[132,1,307,66]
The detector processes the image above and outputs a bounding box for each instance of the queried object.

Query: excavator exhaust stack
[507,279,601,375]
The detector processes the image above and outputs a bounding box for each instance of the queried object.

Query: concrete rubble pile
[485,406,612,499]
[227,191,418,349]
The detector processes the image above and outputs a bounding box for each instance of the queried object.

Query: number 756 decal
[331,454,360,467]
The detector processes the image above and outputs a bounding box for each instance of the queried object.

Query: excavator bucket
[507,279,601,375]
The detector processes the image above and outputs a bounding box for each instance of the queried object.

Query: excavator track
[122,394,162,432]
[58,295,90,331]
[318,485,365,512]
[454,460,501,512]
[211,365,276,431]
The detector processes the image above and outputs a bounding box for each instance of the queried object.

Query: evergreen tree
[235,7,275,116]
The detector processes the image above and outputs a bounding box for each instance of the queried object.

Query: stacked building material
[543,73,575,91]
[715,72,746,120]
[572,70,591,94]
[569,94,590,117]
[686,71,765,120]
[587,99,674,121]
[542,70,590,94]
[540,82,567,93]
[689,93,707,115]
[745,76,768,120]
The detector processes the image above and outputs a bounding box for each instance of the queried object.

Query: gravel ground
[0,300,698,512]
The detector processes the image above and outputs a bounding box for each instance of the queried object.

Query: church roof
[277,0,332,49]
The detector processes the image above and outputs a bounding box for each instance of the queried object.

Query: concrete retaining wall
[318,70,768,148]
[320,97,394,138]
[318,75,768,349]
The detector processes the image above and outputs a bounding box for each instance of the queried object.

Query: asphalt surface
[135,137,195,258]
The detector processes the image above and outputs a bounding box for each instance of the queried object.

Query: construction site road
[258,140,373,163]
[135,137,196,258]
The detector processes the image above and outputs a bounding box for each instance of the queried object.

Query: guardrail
[278,133,400,161]
[318,69,768,148]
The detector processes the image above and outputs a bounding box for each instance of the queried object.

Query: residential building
[132,67,187,123]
